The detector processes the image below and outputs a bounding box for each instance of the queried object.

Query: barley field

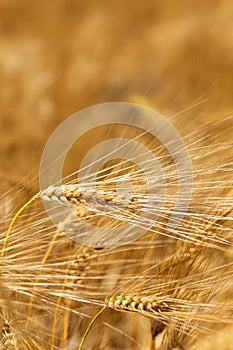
[0,1,233,349]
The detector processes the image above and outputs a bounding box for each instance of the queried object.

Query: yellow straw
[1,193,40,259]
[78,306,107,350]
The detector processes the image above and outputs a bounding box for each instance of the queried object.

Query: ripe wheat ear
[1,114,233,349]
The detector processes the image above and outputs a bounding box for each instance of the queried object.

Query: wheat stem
[1,193,40,259]
[50,283,67,350]
[26,230,59,327]
[78,306,107,350]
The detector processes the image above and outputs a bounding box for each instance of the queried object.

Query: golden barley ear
[1,192,40,259]
[1,319,17,350]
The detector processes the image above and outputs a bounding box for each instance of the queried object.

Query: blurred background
[0,0,232,178]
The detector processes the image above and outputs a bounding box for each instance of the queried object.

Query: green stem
[78,306,107,350]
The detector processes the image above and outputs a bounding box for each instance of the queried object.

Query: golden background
[0,0,232,177]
